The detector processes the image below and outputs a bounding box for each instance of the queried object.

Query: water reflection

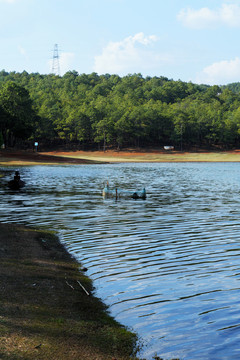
[1,163,240,359]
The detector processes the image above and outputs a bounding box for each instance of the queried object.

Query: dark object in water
[8,179,25,190]
[103,182,146,200]
[8,170,25,190]
[131,191,146,199]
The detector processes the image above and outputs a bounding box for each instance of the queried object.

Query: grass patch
[0,223,139,360]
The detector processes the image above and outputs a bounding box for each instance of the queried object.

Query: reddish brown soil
[46,149,168,156]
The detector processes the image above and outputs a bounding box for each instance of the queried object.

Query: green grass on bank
[0,224,139,360]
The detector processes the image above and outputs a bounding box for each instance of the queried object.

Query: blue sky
[1,0,240,85]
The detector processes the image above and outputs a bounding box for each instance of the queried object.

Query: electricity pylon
[51,44,60,76]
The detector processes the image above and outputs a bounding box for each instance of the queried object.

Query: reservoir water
[1,162,240,359]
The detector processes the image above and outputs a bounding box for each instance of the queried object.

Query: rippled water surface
[1,163,240,359]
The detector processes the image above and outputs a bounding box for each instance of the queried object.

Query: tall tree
[0,81,34,146]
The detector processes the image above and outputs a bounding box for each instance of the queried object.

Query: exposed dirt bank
[2,148,240,166]
[0,150,105,166]
[43,149,240,163]
[0,223,138,360]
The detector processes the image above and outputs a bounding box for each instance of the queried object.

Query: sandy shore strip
[2,149,240,166]
[0,223,138,360]
[42,149,240,163]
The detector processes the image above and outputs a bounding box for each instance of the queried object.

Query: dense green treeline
[1,69,240,150]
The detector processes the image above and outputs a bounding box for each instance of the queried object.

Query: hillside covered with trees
[1,69,240,151]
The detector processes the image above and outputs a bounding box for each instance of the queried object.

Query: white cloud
[18,46,26,56]
[18,46,29,62]
[177,3,240,29]
[196,57,240,85]
[60,52,75,75]
[93,32,172,75]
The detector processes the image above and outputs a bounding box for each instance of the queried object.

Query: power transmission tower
[51,44,60,76]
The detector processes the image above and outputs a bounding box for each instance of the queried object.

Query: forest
[1,69,240,151]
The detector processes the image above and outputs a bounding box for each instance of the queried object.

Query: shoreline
[0,150,106,166]
[2,149,240,165]
[45,149,240,163]
[0,223,138,360]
